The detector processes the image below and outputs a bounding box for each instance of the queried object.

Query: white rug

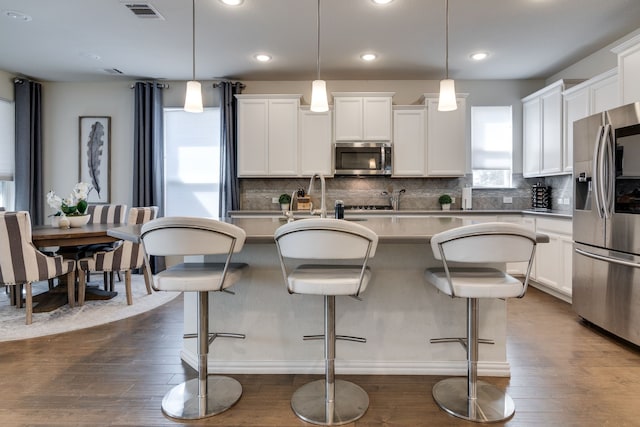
[0,274,180,342]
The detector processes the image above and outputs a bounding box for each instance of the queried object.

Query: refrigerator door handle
[592,125,605,219]
[575,247,640,269]
[601,124,614,219]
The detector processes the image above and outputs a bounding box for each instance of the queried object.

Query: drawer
[536,217,572,235]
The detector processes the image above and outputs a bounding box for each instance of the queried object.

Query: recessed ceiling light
[372,0,394,4]
[220,0,243,5]
[3,10,32,21]
[470,52,489,61]
[255,54,272,62]
[360,53,377,61]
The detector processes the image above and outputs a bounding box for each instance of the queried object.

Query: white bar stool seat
[424,222,537,423]
[275,218,379,426]
[140,216,248,421]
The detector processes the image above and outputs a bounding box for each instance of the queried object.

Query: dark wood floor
[1,286,639,427]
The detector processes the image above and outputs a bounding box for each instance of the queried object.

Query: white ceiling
[1,0,640,83]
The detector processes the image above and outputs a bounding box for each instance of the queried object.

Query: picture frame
[79,116,111,204]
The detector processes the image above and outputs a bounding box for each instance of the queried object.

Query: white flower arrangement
[47,182,92,216]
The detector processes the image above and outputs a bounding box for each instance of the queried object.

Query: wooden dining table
[30,223,121,312]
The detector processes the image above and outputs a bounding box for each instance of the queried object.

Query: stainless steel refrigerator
[573,101,640,346]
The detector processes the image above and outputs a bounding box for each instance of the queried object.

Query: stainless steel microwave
[334,142,392,175]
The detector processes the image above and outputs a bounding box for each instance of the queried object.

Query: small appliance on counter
[531,182,551,211]
[462,187,472,210]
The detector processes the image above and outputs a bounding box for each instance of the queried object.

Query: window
[471,106,513,188]
[163,108,220,217]
[0,98,15,209]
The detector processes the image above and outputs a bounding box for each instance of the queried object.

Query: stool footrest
[303,334,366,343]
[430,337,494,349]
[184,332,246,346]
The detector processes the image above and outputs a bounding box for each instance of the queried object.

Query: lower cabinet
[529,216,573,302]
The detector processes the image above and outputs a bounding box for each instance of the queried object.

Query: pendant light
[438,0,457,112]
[310,0,329,112]
[184,0,203,113]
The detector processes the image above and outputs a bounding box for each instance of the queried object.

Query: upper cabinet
[425,94,467,176]
[562,69,619,172]
[299,107,333,177]
[332,92,394,141]
[523,80,567,177]
[612,33,640,105]
[392,95,467,177]
[393,106,426,176]
[236,94,300,177]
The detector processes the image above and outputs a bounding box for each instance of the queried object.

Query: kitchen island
[169,215,547,378]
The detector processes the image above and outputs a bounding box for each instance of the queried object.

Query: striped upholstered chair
[77,206,158,306]
[0,211,77,324]
[77,204,128,288]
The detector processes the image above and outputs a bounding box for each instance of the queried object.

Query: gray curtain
[218,81,244,217]
[133,82,164,216]
[14,79,44,224]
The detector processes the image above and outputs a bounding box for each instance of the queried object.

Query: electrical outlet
[271,197,279,204]
[563,198,570,205]
[451,197,455,203]
[503,196,513,204]
[557,198,563,205]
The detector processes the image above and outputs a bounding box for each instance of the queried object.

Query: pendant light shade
[438,79,457,111]
[184,0,203,113]
[438,0,457,112]
[185,80,204,113]
[310,0,329,112]
[311,80,329,112]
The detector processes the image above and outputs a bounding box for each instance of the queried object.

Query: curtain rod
[212,82,245,89]
[129,82,169,89]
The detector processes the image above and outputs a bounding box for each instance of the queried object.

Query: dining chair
[424,222,537,423]
[76,206,158,305]
[80,204,128,288]
[0,211,77,324]
[274,218,379,425]
[140,216,248,420]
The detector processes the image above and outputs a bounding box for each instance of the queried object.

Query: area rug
[0,274,180,342]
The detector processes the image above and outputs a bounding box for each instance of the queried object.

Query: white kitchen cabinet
[392,106,426,176]
[425,94,467,177]
[333,92,394,141]
[299,107,332,176]
[236,94,300,177]
[530,216,573,302]
[522,80,567,177]
[612,33,640,105]
[562,69,619,172]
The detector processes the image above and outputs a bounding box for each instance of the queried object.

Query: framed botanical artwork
[79,116,111,204]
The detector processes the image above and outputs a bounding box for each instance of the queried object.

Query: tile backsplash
[239,173,572,212]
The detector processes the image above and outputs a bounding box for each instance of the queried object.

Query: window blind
[471,106,512,170]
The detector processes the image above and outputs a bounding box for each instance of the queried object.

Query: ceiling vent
[124,3,165,20]
[103,68,124,75]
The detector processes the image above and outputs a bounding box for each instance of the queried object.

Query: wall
[31,77,543,216]
[240,174,538,212]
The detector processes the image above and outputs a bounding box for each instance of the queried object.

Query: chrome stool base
[161,376,242,420]
[432,377,515,423]
[291,379,369,426]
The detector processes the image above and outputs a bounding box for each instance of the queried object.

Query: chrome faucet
[284,190,298,222]
[307,173,327,218]
[382,188,406,210]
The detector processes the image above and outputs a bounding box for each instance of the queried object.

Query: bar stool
[140,216,248,420]
[274,218,378,426]
[424,222,537,423]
